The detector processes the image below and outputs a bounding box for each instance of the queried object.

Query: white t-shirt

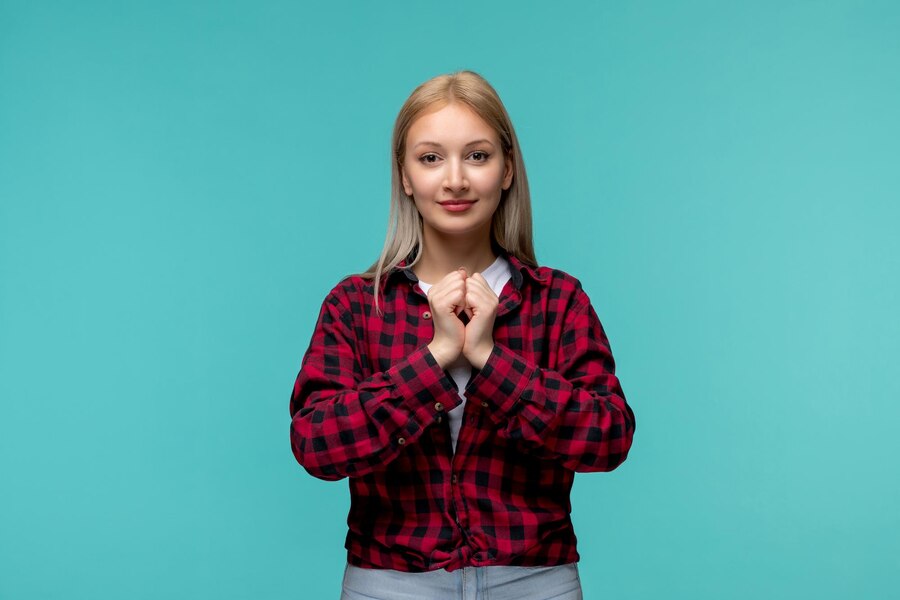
[415,254,512,454]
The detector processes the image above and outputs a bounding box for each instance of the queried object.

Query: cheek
[409,170,442,193]
[474,166,506,190]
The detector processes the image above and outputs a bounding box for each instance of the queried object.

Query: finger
[467,278,498,302]
[472,272,496,290]
[465,278,484,296]
[448,287,468,317]
[430,272,466,310]
[466,286,498,316]
[430,286,466,317]
[433,271,466,292]
[464,288,489,314]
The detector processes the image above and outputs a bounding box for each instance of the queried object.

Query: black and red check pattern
[289,248,636,572]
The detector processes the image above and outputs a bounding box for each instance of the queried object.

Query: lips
[438,200,476,205]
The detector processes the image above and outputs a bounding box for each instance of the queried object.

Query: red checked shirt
[289,248,636,573]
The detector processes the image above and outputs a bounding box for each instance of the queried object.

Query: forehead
[406,103,498,147]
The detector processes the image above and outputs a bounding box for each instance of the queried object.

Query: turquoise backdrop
[1,1,898,598]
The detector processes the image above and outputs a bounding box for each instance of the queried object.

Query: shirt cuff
[463,342,536,423]
[381,344,462,428]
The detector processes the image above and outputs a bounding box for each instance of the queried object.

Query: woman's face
[401,102,513,243]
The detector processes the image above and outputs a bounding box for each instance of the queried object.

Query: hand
[425,268,498,370]
[425,268,470,368]
[460,272,498,370]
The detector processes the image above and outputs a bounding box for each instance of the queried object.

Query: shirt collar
[386,246,547,289]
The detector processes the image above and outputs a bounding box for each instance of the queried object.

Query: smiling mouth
[438,200,476,205]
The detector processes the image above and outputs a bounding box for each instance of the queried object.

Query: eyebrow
[413,139,496,150]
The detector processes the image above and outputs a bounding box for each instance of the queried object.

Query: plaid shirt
[289,248,636,572]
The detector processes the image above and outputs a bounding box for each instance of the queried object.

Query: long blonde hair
[358,70,537,315]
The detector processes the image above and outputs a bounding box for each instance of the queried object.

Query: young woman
[289,70,636,600]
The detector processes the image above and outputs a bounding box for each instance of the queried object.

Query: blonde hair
[357,70,537,315]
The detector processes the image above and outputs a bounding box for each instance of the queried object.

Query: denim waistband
[341,561,582,600]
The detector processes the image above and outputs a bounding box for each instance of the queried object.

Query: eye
[419,153,440,164]
[470,151,490,162]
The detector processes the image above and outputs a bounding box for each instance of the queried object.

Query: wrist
[427,342,455,369]
[466,343,494,370]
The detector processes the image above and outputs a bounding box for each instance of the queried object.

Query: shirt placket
[398,263,528,565]
[449,277,525,562]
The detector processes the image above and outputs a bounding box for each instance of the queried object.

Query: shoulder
[505,252,586,302]
[527,262,589,306]
[526,265,608,338]
[320,272,407,315]
[320,274,373,308]
[536,265,583,289]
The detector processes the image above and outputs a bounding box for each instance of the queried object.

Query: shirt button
[422,311,432,319]
[434,402,444,412]
[451,474,458,484]
[481,401,489,408]
[397,437,406,445]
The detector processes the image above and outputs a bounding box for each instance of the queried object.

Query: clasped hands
[426,267,498,371]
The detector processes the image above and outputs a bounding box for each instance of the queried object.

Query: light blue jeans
[340,562,582,600]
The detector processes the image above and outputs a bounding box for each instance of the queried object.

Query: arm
[463,289,636,472]
[289,284,460,481]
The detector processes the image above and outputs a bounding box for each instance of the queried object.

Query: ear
[501,153,514,190]
[400,165,413,196]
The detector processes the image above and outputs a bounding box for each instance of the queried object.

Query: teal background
[1,1,898,598]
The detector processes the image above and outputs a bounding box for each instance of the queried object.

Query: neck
[412,230,498,284]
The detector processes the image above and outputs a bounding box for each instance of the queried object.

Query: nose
[443,157,469,192]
